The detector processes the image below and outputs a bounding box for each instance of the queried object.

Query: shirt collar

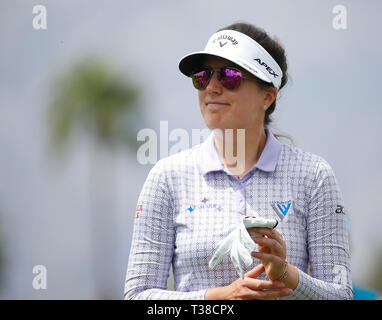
[198,128,282,176]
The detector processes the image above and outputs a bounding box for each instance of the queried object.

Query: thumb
[244,263,265,279]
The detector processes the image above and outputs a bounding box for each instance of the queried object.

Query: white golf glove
[208,216,278,279]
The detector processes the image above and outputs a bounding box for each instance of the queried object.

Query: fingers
[244,277,286,291]
[231,277,293,300]
[244,263,265,278]
[244,264,288,293]
[247,288,294,300]
[245,227,288,286]
[247,227,283,244]
[247,227,286,258]
[251,251,286,277]
[227,264,294,300]
[251,251,282,262]
[253,236,285,257]
[247,227,284,244]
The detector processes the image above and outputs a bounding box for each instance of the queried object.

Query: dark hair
[217,22,288,129]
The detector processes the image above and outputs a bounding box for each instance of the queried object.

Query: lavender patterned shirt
[124,129,352,300]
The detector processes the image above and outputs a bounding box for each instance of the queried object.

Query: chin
[205,122,235,131]
[204,119,224,130]
[203,113,225,129]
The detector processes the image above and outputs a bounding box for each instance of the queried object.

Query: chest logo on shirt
[186,198,222,213]
[271,200,292,220]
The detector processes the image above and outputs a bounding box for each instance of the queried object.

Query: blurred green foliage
[48,56,141,153]
[367,250,382,293]
[46,56,143,298]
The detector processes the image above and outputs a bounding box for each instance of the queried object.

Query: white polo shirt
[124,129,352,300]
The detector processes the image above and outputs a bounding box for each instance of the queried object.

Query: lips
[206,101,230,112]
[206,101,230,106]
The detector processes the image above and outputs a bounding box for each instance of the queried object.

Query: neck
[213,127,267,179]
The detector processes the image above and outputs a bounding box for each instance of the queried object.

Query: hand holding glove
[209,216,278,279]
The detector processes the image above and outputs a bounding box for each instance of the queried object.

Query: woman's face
[197,56,275,131]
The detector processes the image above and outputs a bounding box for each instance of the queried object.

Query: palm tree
[47,56,141,299]
[48,56,141,153]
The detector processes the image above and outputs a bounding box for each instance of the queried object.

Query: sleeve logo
[335,205,345,214]
[136,204,143,219]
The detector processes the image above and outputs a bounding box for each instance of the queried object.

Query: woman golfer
[124,22,352,300]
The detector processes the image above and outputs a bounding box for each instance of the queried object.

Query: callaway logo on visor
[212,34,239,46]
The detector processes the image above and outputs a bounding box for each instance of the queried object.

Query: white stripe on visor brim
[179,30,283,90]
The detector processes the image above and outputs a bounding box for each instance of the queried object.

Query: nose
[206,70,223,95]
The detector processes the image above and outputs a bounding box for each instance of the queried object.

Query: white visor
[179,29,283,89]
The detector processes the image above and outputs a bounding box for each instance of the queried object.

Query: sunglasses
[191,66,246,91]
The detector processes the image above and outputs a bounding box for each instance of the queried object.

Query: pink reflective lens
[191,67,243,90]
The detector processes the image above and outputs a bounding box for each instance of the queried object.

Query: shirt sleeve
[124,161,207,300]
[291,159,353,300]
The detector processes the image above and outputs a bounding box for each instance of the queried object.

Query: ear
[264,87,278,106]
